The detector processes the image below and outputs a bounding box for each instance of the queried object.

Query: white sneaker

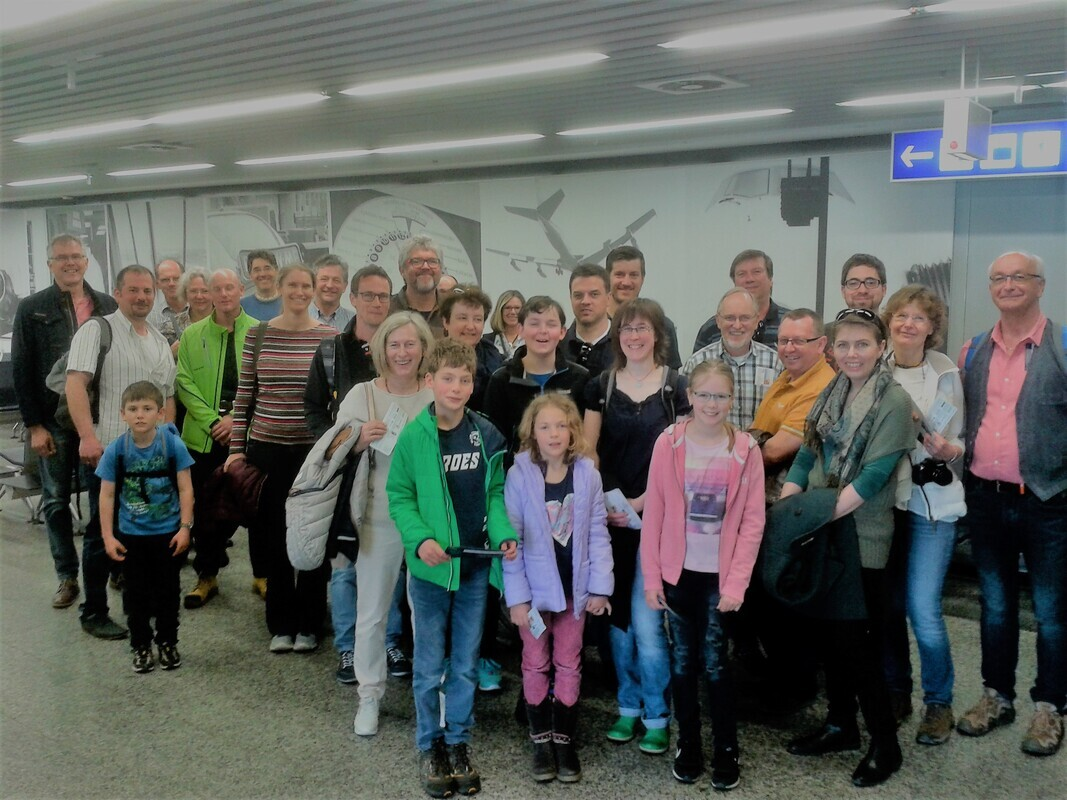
[293,633,318,653]
[354,696,380,736]
[269,635,294,653]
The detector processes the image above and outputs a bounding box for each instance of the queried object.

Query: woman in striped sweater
[227,264,334,653]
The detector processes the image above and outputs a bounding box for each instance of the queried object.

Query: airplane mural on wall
[488,189,656,276]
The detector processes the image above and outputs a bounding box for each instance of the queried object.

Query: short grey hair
[716,287,759,316]
[178,267,211,304]
[313,253,350,283]
[398,236,443,271]
[989,251,1044,278]
[209,268,241,286]
[48,234,83,258]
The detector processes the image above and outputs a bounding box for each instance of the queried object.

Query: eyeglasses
[718,314,756,325]
[890,312,929,325]
[619,324,652,336]
[835,308,878,322]
[49,254,87,264]
[843,278,884,290]
[777,336,823,348]
[356,291,391,304]
[691,391,732,404]
[406,257,441,268]
[989,273,1042,285]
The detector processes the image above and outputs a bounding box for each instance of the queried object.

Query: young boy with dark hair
[98,381,195,674]
[387,339,518,798]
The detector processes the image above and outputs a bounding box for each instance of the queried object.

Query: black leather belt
[968,474,1028,496]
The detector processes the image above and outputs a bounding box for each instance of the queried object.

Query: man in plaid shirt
[682,288,783,429]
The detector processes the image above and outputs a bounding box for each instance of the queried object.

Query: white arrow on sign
[901,144,935,168]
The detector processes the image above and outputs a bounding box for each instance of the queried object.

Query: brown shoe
[1021,702,1064,757]
[184,576,219,609]
[890,692,914,728]
[916,703,954,745]
[52,579,80,609]
[251,577,268,600]
[957,688,1015,736]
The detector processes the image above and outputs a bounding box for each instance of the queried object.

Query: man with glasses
[840,254,888,312]
[11,234,118,618]
[682,288,782,429]
[956,251,1067,757]
[693,249,790,352]
[563,263,614,379]
[390,236,445,339]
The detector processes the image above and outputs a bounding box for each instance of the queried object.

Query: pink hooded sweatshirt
[641,419,766,602]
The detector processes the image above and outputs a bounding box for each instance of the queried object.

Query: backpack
[598,366,682,422]
[963,324,1067,372]
[45,317,113,432]
[111,428,179,532]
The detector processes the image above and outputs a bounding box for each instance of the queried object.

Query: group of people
[10,234,1064,798]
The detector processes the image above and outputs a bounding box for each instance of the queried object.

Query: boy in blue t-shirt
[97,381,195,674]
[387,340,517,798]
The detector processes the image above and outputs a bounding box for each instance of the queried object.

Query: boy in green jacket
[388,339,517,798]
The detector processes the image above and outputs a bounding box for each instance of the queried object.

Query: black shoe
[387,646,413,678]
[711,746,740,790]
[336,650,356,685]
[787,723,861,756]
[81,614,129,640]
[851,741,902,787]
[419,739,455,798]
[132,647,154,674]
[672,738,704,784]
[448,742,481,796]
[158,643,182,670]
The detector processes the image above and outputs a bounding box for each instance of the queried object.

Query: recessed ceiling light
[659,8,910,51]
[838,85,1038,107]
[341,52,607,97]
[107,163,214,177]
[374,134,544,154]
[558,109,792,137]
[151,93,328,125]
[7,173,90,187]
[15,119,151,144]
[236,149,373,166]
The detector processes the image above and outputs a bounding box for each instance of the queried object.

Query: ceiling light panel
[237,149,373,166]
[7,174,89,187]
[151,93,328,125]
[341,52,608,97]
[838,85,1039,107]
[15,119,151,144]
[373,134,544,154]
[558,109,793,137]
[107,163,214,177]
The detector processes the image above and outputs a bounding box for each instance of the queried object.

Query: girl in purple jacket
[503,394,613,785]
[641,360,766,791]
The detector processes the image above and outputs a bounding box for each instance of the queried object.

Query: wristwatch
[180,521,194,530]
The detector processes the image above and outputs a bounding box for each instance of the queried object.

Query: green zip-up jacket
[388,404,516,591]
[176,310,257,454]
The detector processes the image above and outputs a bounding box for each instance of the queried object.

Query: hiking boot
[606,715,638,743]
[672,738,704,784]
[448,742,481,796]
[711,746,741,791]
[81,614,128,640]
[336,650,356,685]
[184,576,218,609]
[158,643,182,670]
[251,577,268,600]
[477,657,502,693]
[638,726,670,755]
[419,738,455,798]
[52,579,80,609]
[387,646,412,678]
[957,688,1015,737]
[353,696,380,737]
[1020,702,1064,757]
[132,647,154,673]
[916,703,954,746]
[889,691,914,728]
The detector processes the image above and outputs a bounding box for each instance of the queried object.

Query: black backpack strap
[249,321,269,417]
[322,334,339,398]
[599,369,615,415]
[661,367,680,421]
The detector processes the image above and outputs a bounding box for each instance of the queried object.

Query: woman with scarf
[779,308,917,788]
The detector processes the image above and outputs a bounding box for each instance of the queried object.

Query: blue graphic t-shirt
[96,425,194,536]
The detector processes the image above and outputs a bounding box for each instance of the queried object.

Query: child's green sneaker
[639,726,670,755]
[606,715,638,743]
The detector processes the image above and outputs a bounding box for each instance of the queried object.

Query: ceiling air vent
[118,140,191,153]
[638,74,745,96]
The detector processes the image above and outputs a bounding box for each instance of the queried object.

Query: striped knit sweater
[230,324,333,452]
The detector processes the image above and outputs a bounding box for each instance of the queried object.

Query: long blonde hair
[687,359,737,451]
[517,394,592,465]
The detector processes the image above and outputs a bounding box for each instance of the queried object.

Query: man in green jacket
[387,340,517,798]
[176,268,257,608]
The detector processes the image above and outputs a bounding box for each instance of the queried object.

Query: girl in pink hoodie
[641,360,766,790]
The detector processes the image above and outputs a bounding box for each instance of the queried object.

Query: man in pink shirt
[956,251,1066,757]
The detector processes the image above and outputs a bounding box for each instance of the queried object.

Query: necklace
[625,364,657,384]
[894,357,925,369]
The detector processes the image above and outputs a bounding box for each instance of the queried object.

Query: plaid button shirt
[681,339,783,429]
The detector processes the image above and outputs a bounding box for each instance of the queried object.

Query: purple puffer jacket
[503,452,613,618]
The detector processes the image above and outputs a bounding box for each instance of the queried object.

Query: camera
[912,459,953,487]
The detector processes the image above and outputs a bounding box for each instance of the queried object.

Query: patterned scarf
[805,361,897,488]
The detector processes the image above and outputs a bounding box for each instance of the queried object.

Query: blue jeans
[408,565,489,751]
[79,470,109,620]
[884,511,956,705]
[664,570,737,750]
[330,558,406,654]
[967,483,1067,711]
[37,423,89,581]
[609,556,671,728]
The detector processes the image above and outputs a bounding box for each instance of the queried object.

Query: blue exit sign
[891,120,1067,182]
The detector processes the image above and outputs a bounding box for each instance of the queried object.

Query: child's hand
[417,540,450,566]
[500,540,517,561]
[509,602,532,629]
[171,528,191,556]
[644,589,667,610]
[717,594,743,613]
[104,535,126,562]
[586,596,611,617]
